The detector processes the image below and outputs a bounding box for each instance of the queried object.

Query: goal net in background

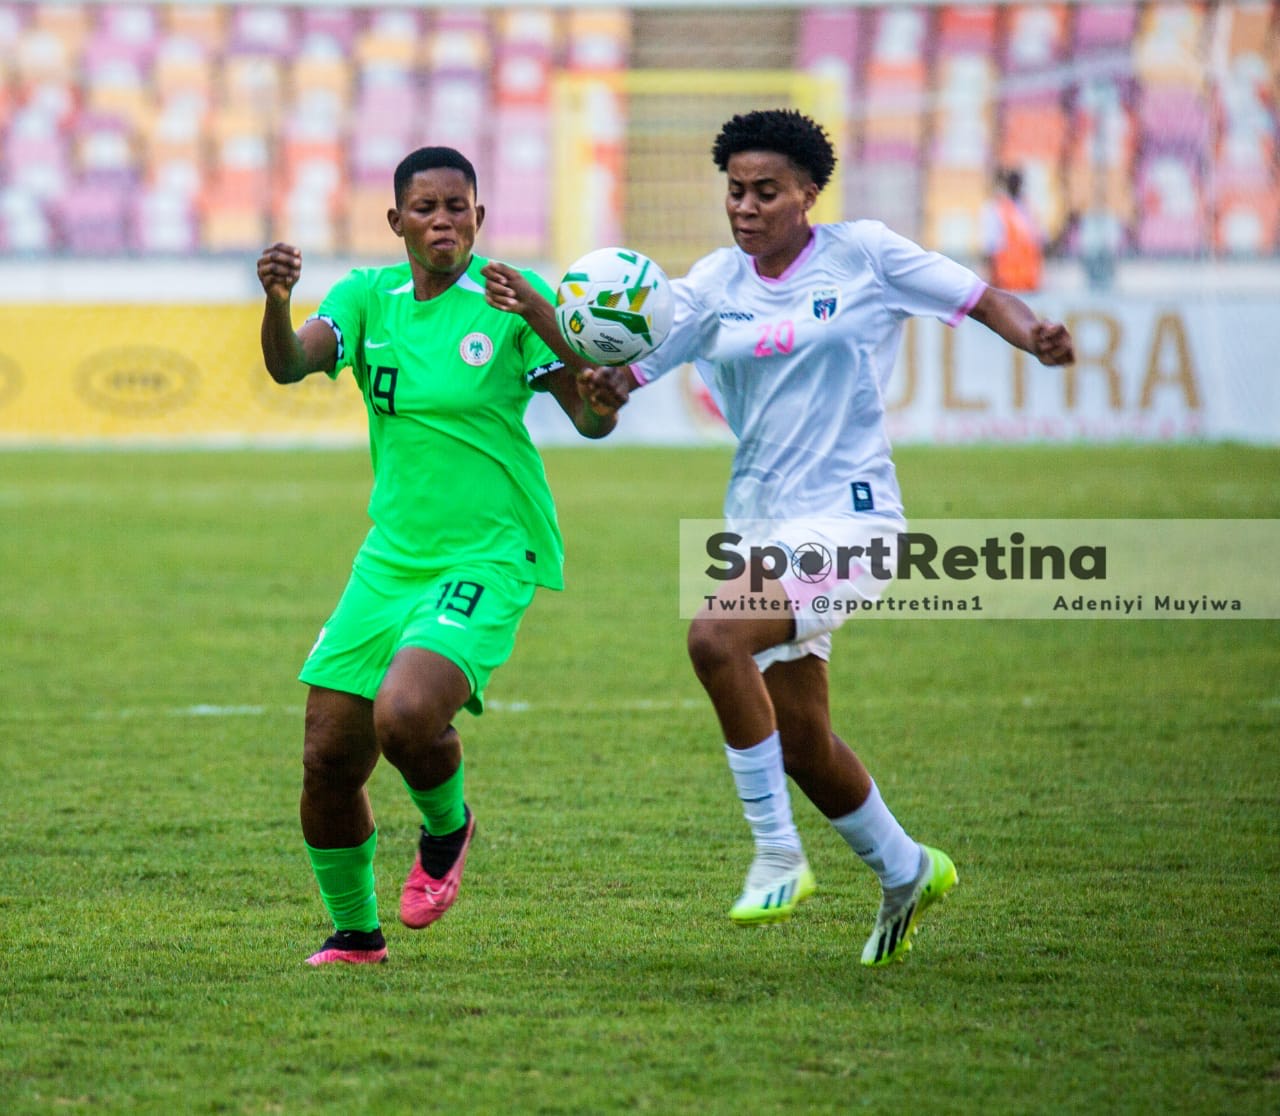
[553,70,844,276]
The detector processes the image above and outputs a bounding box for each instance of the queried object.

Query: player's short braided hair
[711,109,836,192]
[394,147,478,207]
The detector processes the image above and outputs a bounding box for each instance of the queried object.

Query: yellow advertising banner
[0,305,367,445]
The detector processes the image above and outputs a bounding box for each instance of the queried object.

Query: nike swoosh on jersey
[365,339,392,349]
[437,615,466,629]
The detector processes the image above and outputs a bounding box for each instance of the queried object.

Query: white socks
[830,780,922,890]
[724,732,802,853]
[725,741,920,890]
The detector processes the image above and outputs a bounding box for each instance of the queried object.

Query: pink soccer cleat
[400,808,475,929]
[305,928,388,966]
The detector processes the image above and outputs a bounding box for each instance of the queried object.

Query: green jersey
[314,255,566,589]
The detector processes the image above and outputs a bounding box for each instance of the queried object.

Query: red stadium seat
[1137,152,1206,255]
[938,4,996,52]
[1000,101,1068,162]
[1215,186,1279,256]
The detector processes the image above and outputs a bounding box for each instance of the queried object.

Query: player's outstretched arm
[533,366,624,439]
[967,285,1075,367]
[481,261,591,373]
[257,242,337,384]
[481,260,623,439]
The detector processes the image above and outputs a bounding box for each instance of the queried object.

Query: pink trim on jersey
[628,363,649,387]
[753,231,818,285]
[947,278,988,327]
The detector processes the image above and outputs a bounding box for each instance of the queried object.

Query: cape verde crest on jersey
[460,332,494,366]
[811,288,839,321]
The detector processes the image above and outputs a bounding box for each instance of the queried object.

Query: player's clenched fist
[480,261,535,314]
[257,242,302,302]
[1031,320,1074,366]
[577,365,632,417]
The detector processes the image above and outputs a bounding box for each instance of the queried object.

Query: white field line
[7,693,1226,724]
[0,697,711,723]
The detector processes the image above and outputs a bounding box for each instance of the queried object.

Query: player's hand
[577,365,632,416]
[258,242,301,304]
[1031,320,1074,366]
[481,261,537,315]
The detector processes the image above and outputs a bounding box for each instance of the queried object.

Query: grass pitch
[1,444,1277,1115]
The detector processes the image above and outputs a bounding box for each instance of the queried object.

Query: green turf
[1,444,1277,1115]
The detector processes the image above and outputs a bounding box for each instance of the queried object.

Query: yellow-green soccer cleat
[729,847,818,925]
[861,845,957,966]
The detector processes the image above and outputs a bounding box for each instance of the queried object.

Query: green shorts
[299,562,537,714]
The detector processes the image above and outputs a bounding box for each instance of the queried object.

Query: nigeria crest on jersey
[459,332,494,366]
[811,288,839,321]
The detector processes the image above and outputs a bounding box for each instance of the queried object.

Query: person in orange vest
[981,167,1045,292]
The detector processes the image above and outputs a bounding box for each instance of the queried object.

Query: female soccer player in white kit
[624,109,1075,965]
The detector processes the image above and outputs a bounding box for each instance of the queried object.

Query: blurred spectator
[980,166,1045,291]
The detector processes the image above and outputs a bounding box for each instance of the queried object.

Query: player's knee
[301,737,372,795]
[686,618,738,680]
[301,698,376,793]
[433,724,461,754]
[374,688,453,768]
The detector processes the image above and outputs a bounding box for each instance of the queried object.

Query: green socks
[303,765,465,933]
[404,761,466,835]
[305,828,379,933]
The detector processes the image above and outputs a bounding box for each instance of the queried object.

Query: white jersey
[634,221,985,523]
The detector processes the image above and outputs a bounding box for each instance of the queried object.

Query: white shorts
[728,514,903,673]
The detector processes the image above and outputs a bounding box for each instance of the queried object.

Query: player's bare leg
[765,656,871,816]
[301,687,378,845]
[766,656,957,964]
[300,687,387,964]
[375,648,478,929]
[687,585,814,923]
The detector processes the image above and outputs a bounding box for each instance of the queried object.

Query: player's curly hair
[712,109,836,192]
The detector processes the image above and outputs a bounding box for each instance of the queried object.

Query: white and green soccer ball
[554,247,674,366]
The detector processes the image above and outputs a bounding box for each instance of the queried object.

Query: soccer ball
[554,247,674,366]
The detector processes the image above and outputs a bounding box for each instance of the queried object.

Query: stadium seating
[855,7,930,239]
[0,1,1275,261]
[923,7,1003,256]
[424,8,491,196]
[996,4,1071,237]
[1211,2,1278,254]
[797,5,861,229]
[1001,3,1067,74]
[566,8,630,72]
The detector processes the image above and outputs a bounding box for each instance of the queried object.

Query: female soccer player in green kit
[257,147,623,965]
